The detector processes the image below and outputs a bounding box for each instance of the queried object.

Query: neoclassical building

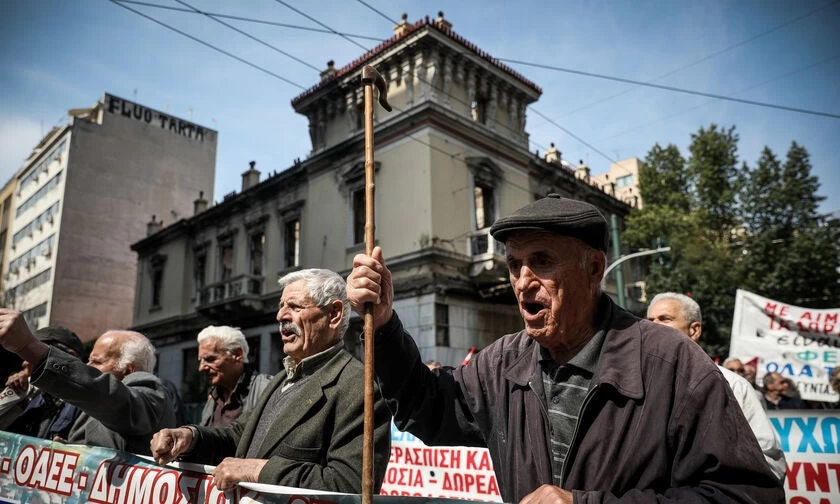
[130,13,632,401]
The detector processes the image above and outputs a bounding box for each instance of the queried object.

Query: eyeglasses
[729,367,746,375]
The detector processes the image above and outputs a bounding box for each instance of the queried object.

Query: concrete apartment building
[130,13,632,398]
[0,178,18,295]
[3,93,216,341]
[590,157,643,209]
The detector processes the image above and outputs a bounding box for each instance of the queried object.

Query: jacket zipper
[528,380,554,483]
[560,384,600,486]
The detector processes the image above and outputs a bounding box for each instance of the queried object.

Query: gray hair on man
[647,292,703,325]
[102,330,157,373]
[197,325,250,364]
[278,268,351,338]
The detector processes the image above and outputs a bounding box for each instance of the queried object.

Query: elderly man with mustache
[150,269,391,493]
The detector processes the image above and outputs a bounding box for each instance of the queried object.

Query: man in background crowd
[764,371,804,410]
[0,309,176,455]
[195,325,270,427]
[647,292,786,482]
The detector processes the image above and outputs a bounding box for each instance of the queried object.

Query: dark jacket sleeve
[374,312,486,447]
[185,418,245,464]
[30,347,169,437]
[572,370,785,504]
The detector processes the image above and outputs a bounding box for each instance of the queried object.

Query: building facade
[130,14,632,399]
[590,157,643,209]
[3,93,216,341]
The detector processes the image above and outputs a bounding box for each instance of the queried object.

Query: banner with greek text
[730,289,840,402]
[0,431,482,504]
[381,424,501,501]
[769,410,840,504]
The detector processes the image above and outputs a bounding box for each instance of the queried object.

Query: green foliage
[626,125,840,358]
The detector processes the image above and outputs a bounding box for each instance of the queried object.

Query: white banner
[769,410,840,503]
[730,289,840,403]
[381,424,502,501]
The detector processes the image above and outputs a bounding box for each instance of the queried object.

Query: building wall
[4,129,70,330]
[50,94,216,341]
[0,177,19,295]
[591,157,642,209]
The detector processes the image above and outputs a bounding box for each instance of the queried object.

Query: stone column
[402,54,414,107]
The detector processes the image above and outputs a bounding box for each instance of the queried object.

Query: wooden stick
[360,65,390,504]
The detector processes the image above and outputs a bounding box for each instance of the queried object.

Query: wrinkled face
[647,299,698,340]
[505,231,602,348]
[276,280,342,363]
[198,338,243,391]
[88,336,127,380]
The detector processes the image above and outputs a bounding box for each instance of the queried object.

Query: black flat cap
[34,326,85,359]
[489,194,609,252]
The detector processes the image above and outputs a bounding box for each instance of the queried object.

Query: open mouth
[522,302,544,316]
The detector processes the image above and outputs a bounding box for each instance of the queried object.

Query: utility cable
[115,0,383,41]
[601,52,840,141]
[557,0,840,118]
[108,0,306,89]
[172,0,321,72]
[498,57,840,120]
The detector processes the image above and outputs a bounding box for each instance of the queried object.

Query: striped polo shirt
[539,298,612,487]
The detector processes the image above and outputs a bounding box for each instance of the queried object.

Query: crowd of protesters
[2,194,839,502]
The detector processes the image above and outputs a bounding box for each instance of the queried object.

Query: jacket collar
[503,295,644,400]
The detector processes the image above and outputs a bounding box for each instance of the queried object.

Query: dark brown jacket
[375,298,784,503]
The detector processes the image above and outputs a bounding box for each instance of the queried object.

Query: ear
[124,362,137,375]
[231,347,244,362]
[328,299,345,330]
[688,321,702,342]
[590,251,606,282]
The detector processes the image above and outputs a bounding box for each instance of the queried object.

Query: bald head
[89,330,156,380]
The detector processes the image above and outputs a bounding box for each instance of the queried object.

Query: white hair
[196,325,249,363]
[647,292,703,325]
[103,330,157,373]
[278,268,350,338]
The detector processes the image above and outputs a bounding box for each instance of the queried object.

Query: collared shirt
[280,341,345,392]
[245,341,345,458]
[206,367,256,427]
[539,297,612,487]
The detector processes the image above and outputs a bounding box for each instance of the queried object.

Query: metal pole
[610,214,626,308]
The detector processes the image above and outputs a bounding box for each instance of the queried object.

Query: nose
[513,264,537,293]
[198,359,208,372]
[277,306,290,323]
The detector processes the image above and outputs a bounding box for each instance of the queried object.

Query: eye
[507,259,521,275]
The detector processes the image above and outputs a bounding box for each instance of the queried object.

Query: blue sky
[1,0,838,218]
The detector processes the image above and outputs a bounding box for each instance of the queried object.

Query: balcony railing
[198,274,264,307]
[466,228,506,279]
[466,227,505,259]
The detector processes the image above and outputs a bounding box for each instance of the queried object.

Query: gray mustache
[280,321,301,335]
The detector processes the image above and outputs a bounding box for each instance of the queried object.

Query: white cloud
[0,116,42,184]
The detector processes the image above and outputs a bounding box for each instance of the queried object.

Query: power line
[354,0,399,25]
[272,0,369,52]
[115,0,384,41]
[110,0,535,197]
[108,0,306,89]
[499,57,840,120]
[171,0,321,72]
[601,52,840,142]
[557,0,840,119]
[348,2,626,168]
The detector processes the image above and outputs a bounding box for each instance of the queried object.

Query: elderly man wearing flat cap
[347,194,783,503]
